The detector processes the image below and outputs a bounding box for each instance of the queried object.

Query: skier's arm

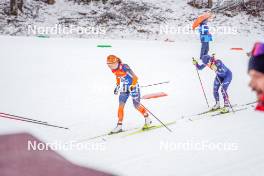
[114,77,120,95]
[196,63,207,70]
[123,64,138,88]
[116,77,121,86]
[193,59,206,70]
[130,71,138,88]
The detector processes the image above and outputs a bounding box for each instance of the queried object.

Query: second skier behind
[193,54,233,113]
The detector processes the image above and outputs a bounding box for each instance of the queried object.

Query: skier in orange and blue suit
[106,55,152,134]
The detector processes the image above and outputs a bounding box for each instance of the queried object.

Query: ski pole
[215,75,235,113]
[0,112,48,124]
[134,99,172,132]
[192,58,210,108]
[140,81,170,88]
[0,114,69,130]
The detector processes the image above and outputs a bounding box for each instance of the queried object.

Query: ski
[183,104,238,120]
[0,112,48,124]
[194,108,222,116]
[123,121,176,137]
[0,114,69,130]
[211,107,249,117]
[185,101,257,121]
[188,111,221,121]
[188,101,256,121]
[73,126,142,143]
[74,121,176,143]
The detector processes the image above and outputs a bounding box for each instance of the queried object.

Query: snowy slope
[0,0,263,41]
[0,35,264,175]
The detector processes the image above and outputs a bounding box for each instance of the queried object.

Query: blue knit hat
[201,55,211,64]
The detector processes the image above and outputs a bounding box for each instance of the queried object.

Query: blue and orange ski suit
[111,63,147,123]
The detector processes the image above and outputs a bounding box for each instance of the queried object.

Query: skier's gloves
[192,59,198,65]
[114,85,120,95]
[209,63,217,71]
[211,64,217,71]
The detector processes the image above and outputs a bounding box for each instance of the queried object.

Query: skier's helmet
[201,55,211,65]
[107,55,121,64]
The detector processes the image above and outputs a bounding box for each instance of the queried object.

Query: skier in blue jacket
[193,55,232,113]
[199,20,213,59]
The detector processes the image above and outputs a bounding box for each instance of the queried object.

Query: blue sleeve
[122,64,134,75]
[196,63,206,70]
[122,64,130,72]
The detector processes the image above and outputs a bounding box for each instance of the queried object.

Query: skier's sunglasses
[107,62,118,69]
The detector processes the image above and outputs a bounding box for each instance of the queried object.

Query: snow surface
[0,35,264,175]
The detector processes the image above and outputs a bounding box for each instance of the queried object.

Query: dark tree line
[69,0,108,5]
[9,0,108,15]
[9,0,55,15]
[188,0,264,17]
[188,0,213,8]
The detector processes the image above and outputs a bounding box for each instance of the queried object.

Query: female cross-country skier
[193,54,233,113]
[106,55,152,134]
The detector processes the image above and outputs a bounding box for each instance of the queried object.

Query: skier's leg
[117,92,130,123]
[212,77,221,109]
[110,92,130,134]
[200,42,206,59]
[213,77,221,102]
[131,87,148,117]
[131,87,152,129]
[221,73,233,106]
[200,42,209,59]
[205,42,209,56]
